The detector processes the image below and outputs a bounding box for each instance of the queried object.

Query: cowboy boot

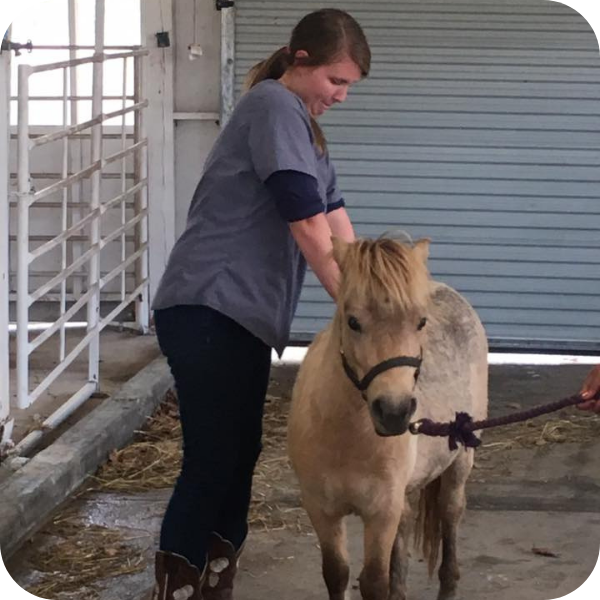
[202,533,244,600]
[148,550,207,600]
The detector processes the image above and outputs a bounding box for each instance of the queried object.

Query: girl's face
[281,52,362,117]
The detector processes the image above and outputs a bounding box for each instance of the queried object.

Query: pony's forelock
[338,238,430,315]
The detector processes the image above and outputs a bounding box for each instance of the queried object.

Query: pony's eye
[348,316,362,332]
[417,317,427,331]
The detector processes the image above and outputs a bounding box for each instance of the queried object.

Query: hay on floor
[478,408,600,459]
[25,518,146,600]
[91,390,182,492]
[89,389,599,531]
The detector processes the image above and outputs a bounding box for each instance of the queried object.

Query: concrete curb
[0,356,173,561]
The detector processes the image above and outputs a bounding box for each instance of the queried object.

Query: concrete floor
[6,361,600,600]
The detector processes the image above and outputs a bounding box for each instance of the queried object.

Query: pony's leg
[304,501,350,600]
[437,450,473,600]
[388,505,413,600]
[360,510,402,600]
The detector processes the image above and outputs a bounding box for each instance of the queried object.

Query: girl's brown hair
[244,9,371,153]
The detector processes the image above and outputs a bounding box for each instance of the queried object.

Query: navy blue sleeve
[323,152,345,213]
[265,170,325,223]
[326,198,346,213]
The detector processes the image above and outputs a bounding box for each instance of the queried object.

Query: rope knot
[447,411,481,451]
[410,392,593,449]
[409,412,482,450]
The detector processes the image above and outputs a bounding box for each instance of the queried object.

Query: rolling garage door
[234,0,600,352]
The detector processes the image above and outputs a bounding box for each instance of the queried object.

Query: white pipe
[29,331,97,405]
[24,44,139,51]
[39,184,145,237]
[173,112,220,121]
[100,180,147,212]
[61,67,69,361]
[0,39,11,417]
[68,0,84,301]
[28,278,147,408]
[24,180,146,262]
[102,138,147,166]
[29,291,95,352]
[32,115,107,147]
[87,0,105,390]
[120,57,128,304]
[101,280,148,327]
[29,208,101,261]
[100,211,146,249]
[100,243,148,290]
[29,49,148,74]
[12,382,97,457]
[31,162,101,202]
[30,136,146,201]
[135,52,149,332]
[30,245,96,304]
[9,321,88,334]
[32,99,147,147]
[220,6,235,127]
[16,65,32,409]
[11,95,135,101]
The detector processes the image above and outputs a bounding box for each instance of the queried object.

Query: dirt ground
[6,361,600,600]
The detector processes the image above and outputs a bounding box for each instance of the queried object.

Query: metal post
[134,53,149,332]
[120,57,128,306]
[0,40,11,425]
[220,6,235,127]
[68,0,84,299]
[16,65,32,408]
[60,67,69,361]
[87,0,105,389]
[141,0,175,304]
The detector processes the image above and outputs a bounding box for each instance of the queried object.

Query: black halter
[340,349,423,393]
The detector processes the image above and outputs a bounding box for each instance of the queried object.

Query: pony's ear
[413,238,431,264]
[332,236,350,269]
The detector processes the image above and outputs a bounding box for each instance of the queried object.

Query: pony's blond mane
[338,238,430,314]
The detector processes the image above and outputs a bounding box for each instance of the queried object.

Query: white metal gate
[3,1,150,458]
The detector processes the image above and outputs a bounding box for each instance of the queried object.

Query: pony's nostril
[410,397,417,412]
[372,397,387,419]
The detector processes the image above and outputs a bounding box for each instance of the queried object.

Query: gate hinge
[1,38,33,56]
[216,0,235,10]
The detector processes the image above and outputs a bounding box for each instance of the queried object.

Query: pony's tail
[414,476,442,577]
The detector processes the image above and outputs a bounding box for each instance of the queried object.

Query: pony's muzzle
[370,395,417,436]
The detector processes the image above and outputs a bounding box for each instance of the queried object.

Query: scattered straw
[91,439,181,492]
[89,389,308,532]
[90,391,182,492]
[91,388,600,531]
[25,517,146,600]
[18,382,600,599]
[249,394,311,533]
[478,409,600,459]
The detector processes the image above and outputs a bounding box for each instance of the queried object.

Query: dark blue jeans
[154,305,272,570]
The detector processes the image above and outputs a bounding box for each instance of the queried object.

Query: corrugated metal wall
[234,0,600,352]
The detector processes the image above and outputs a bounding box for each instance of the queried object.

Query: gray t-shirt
[152,79,342,355]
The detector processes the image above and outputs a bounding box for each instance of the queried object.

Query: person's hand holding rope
[578,365,600,413]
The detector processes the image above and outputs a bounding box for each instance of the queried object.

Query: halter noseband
[340,349,423,393]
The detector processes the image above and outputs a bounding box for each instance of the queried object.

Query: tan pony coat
[288,237,488,600]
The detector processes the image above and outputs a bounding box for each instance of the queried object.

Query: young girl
[148,9,371,599]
